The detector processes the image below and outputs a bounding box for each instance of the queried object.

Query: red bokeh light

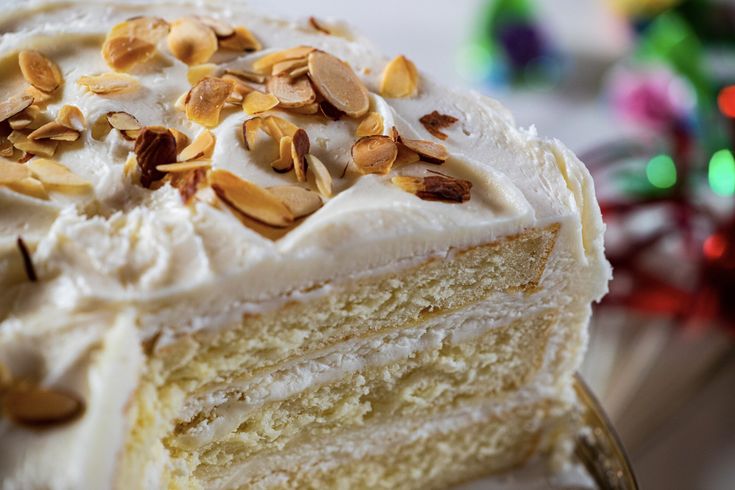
[703,233,727,261]
[718,85,735,118]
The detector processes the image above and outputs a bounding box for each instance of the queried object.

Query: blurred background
[248,1,735,488]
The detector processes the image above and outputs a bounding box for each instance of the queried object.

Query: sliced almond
[187,63,217,85]
[288,66,309,79]
[0,94,34,123]
[102,36,156,71]
[178,129,214,161]
[78,73,140,95]
[271,136,293,173]
[398,138,448,164]
[0,158,31,184]
[391,175,471,203]
[108,16,170,44]
[170,128,189,153]
[8,130,57,157]
[0,138,13,157]
[90,114,112,140]
[106,111,142,131]
[351,135,397,175]
[185,77,233,127]
[134,126,177,188]
[380,55,419,98]
[8,106,40,130]
[210,169,294,227]
[196,15,234,38]
[28,158,91,190]
[167,17,218,65]
[305,154,332,197]
[6,177,48,200]
[157,160,211,172]
[419,111,458,140]
[3,386,84,426]
[268,185,322,218]
[266,75,316,108]
[309,17,331,35]
[174,91,188,112]
[57,105,86,131]
[224,68,266,84]
[242,91,279,115]
[219,26,261,52]
[169,167,207,204]
[23,87,53,109]
[252,46,315,74]
[291,128,309,182]
[222,74,256,99]
[394,143,420,165]
[18,50,62,93]
[289,102,320,115]
[242,117,262,150]
[272,58,308,76]
[28,121,79,141]
[262,115,298,140]
[355,112,384,137]
[307,51,369,119]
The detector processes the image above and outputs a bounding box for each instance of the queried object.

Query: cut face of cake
[0,2,610,489]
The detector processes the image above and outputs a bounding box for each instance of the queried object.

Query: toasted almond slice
[0,94,34,123]
[226,88,244,105]
[156,160,211,172]
[134,126,177,187]
[102,36,156,71]
[3,386,84,426]
[272,58,308,76]
[394,143,420,165]
[178,129,214,161]
[0,157,31,183]
[309,17,331,35]
[288,66,309,79]
[8,131,58,157]
[90,114,112,140]
[222,74,257,98]
[266,75,316,108]
[224,68,266,84]
[380,55,419,98]
[106,111,142,131]
[78,73,140,95]
[289,102,320,115]
[27,158,90,190]
[351,135,397,175]
[419,111,458,140]
[210,169,294,227]
[242,117,262,150]
[19,50,62,93]
[307,51,369,118]
[196,15,234,38]
[121,129,141,141]
[219,26,261,52]
[170,128,189,153]
[392,174,471,203]
[188,63,217,85]
[186,77,233,127]
[291,128,309,182]
[0,138,13,157]
[262,115,298,140]
[398,138,448,164]
[8,106,40,130]
[57,105,86,131]
[167,17,218,65]
[305,154,332,197]
[268,185,322,218]
[271,136,293,173]
[6,177,48,200]
[355,112,384,137]
[28,121,79,141]
[174,91,188,111]
[108,16,170,44]
[242,91,279,115]
[252,46,315,74]
[169,166,207,204]
[123,153,138,178]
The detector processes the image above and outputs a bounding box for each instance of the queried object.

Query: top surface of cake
[0,1,610,488]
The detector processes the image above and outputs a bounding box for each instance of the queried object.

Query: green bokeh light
[646,154,677,189]
[708,149,735,196]
[456,43,492,83]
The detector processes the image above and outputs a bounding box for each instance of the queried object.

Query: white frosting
[0,1,610,489]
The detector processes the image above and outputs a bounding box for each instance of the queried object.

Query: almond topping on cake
[27,122,80,142]
[305,154,333,197]
[271,136,294,173]
[3,386,84,427]
[178,129,215,161]
[170,167,207,204]
[187,63,218,85]
[266,75,316,108]
[56,105,87,131]
[7,106,40,130]
[224,68,266,84]
[8,131,58,158]
[308,17,331,35]
[77,73,140,95]
[398,138,448,164]
[262,115,299,140]
[0,94,34,123]
[307,51,370,118]
[106,111,142,139]
[242,91,279,115]
[27,158,91,191]
[219,26,262,52]
[355,112,384,137]
[419,111,458,140]
[252,46,315,74]
[134,127,177,188]
[210,169,294,227]
[186,77,234,127]
[102,36,156,71]
[18,50,63,93]
[242,117,263,150]
[167,17,218,65]
[380,55,419,98]
[108,16,170,44]
[391,174,472,203]
[0,158,31,183]
[196,15,234,38]
[394,143,420,165]
[268,185,323,218]
[291,128,310,182]
[157,160,211,172]
[351,135,398,175]
[169,128,190,154]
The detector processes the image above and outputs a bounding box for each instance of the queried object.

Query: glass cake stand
[458,374,638,490]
